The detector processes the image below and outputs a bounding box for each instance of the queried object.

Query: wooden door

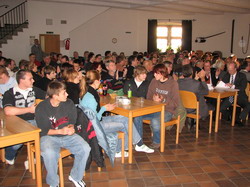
[39,34,60,54]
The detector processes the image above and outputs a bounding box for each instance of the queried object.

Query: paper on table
[215,81,239,91]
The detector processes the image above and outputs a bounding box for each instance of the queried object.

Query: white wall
[1,1,249,62]
[1,1,108,62]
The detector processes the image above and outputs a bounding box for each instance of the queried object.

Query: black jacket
[123,78,150,98]
[75,107,104,170]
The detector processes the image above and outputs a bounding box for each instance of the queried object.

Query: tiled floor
[1,119,250,187]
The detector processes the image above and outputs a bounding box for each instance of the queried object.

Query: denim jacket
[78,105,117,165]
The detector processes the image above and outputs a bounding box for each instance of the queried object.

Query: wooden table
[205,89,238,132]
[0,110,42,187]
[100,95,165,163]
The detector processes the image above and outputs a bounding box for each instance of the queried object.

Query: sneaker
[69,175,86,187]
[149,143,160,149]
[135,144,154,153]
[24,160,29,170]
[115,151,129,158]
[5,158,15,165]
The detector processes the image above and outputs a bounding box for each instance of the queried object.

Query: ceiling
[31,0,250,15]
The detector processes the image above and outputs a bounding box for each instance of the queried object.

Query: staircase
[0,1,28,48]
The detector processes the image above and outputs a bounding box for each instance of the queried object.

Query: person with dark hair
[84,52,95,72]
[2,69,45,165]
[116,55,127,79]
[31,39,43,62]
[34,65,56,91]
[134,64,180,149]
[102,60,124,90]
[35,80,90,187]
[127,55,139,79]
[0,56,6,66]
[4,58,16,77]
[240,60,250,82]
[104,50,111,57]
[178,64,211,129]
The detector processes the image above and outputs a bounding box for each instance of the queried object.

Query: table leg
[34,134,42,187]
[160,106,165,153]
[215,95,221,132]
[231,92,238,127]
[128,112,133,164]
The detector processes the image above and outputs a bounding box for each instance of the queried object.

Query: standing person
[35,81,90,187]
[79,70,154,156]
[2,69,46,164]
[31,39,43,62]
[134,64,180,149]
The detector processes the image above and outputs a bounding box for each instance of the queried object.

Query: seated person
[0,66,16,107]
[220,62,249,126]
[123,65,149,98]
[178,65,212,127]
[203,60,220,86]
[134,64,180,149]
[143,60,154,83]
[34,65,56,91]
[80,70,154,155]
[3,70,46,165]
[240,60,250,82]
[35,81,90,187]
[127,55,139,79]
[63,69,82,105]
[101,60,124,91]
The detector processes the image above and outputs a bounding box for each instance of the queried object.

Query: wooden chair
[179,90,213,138]
[143,115,180,146]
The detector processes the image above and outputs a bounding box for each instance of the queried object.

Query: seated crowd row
[0,50,249,187]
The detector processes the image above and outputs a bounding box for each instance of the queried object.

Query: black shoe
[235,120,244,127]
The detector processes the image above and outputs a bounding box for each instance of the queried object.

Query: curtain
[182,20,192,52]
[147,19,157,53]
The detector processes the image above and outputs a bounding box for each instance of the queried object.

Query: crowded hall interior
[0,0,250,186]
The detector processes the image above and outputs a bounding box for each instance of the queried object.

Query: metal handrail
[0,1,28,40]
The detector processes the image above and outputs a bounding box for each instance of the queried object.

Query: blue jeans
[101,115,141,151]
[134,111,173,144]
[5,119,37,160]
[41,134,90,187]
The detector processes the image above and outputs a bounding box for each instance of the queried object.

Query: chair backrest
[179,90,198,109]
[246,83,250,102]
[35,99,44,105]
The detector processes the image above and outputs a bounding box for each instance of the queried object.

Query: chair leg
[58,157,64,187]
[30,145,36,180]
[118,132,125,164]
[209,111,213,134]
[196,117,199,139]
[176,116,180,144]
[26,142,32,172]
[0,148,5,163]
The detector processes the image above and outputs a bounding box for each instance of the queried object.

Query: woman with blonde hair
[79,70,154,157]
